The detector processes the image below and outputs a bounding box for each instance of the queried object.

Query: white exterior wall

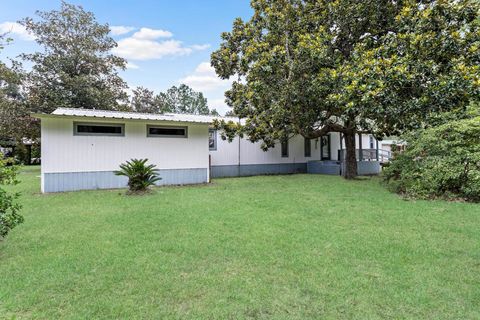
[41,118,209,173]
[210,132,347,166]
[41,117,210,192]
[210,134,332,166]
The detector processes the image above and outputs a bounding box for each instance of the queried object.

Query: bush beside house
[384,117,480,202]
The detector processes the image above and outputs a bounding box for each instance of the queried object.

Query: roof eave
[30,113,212,124]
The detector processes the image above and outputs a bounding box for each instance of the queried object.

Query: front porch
[307,148,392,176]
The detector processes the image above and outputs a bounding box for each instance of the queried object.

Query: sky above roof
[0,0,253,114]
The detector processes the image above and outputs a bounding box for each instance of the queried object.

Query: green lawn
[0,167,479,319]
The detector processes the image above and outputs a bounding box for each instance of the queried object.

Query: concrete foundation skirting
[307,161,341,175]
[210,163,307,178]
[43,168,208,193]
[340,161,381,176]
[357,161,381,175]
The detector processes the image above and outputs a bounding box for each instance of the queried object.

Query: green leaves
[114,159,162,193]
[19,1,128,112]
[384,116,480,202]
[211,0,479,178]
[0,155,23,238]
[130,84,217,115]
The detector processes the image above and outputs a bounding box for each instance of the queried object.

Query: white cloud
[0,21,35,41]
[190,44,211,50]
[208,98,231,114]
[113,38,194,60]
[179,62,231,92]
[113,26,209,60]
[126,62,139,69]
[132,27,172,40]
[110,25,135,36]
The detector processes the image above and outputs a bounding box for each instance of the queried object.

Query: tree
[20,1,129,113]
[130,86,158,113]
[129,84,219,115]
[384,114,480,202]
[155,84,216,115]
[211,0,480,179]
[0,155,23,238]
[224,110,237,117]
[0,34,38,161]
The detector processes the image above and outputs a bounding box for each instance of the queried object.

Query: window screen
[74,123,124,136]
[147,125,187,138]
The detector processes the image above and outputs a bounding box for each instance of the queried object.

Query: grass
[0,166,479,319]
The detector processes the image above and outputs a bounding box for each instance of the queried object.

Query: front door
[320,135,331,160]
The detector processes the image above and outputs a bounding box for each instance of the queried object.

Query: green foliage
[114,159,161,193]
[384,117,480,202]
[20,1,129,113]
[130,84,218,115]
[211,0,480,178]
[0,156,23,238]
[0,34,38,143]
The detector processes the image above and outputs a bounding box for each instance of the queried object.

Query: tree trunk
[343,131,357,179]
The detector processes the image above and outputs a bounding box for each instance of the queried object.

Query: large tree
[211,0,480,178]
[0,34,37,144]
[130,84,219,115]
[130,86,157,113]
[20,1,129,113]
[156,84,218,115]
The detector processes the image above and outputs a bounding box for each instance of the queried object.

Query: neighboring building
[379,138,407,154]
[34,108,387,193]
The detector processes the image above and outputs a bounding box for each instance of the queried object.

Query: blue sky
[0,0,252,114]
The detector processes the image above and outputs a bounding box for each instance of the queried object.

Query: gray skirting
[307,161,341,175]
[340,161,381,176]
[43,168,208,193]
[357,161,381,175]
[210,163,307,178]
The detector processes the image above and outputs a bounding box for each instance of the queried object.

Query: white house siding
[41,118,209,192]
[209,132,346,178]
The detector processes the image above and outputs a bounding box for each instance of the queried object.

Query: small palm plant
[114,159,161,193]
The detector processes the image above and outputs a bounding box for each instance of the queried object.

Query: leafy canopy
[384,115,480,202]
[130,84,219,115]
[0,155,23,238]
[211,0,480,177]
[0,33,38,155]
[20,1,129,112]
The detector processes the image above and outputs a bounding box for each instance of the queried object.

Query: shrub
[384,117,480,202]
[114,159,161,193]
[0,156,23,239]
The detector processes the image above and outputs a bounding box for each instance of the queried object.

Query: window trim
[73,122,125,137]
[304,137,311,157]
[147,125,188,138]
[209,129,217,151]
[281,139,289,158]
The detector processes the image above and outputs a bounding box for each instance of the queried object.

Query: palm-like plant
[114,159,161,193]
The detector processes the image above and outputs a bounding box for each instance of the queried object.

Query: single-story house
[34,108,385,193]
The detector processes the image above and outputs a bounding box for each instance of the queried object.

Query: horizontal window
[147,125,188,138]
[74,122,124,136]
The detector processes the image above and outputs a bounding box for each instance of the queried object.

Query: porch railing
[339,149,392,162]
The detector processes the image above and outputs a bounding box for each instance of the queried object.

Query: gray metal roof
[42,107,221,124]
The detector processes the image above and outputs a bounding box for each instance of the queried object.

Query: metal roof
[32,107,237,124]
